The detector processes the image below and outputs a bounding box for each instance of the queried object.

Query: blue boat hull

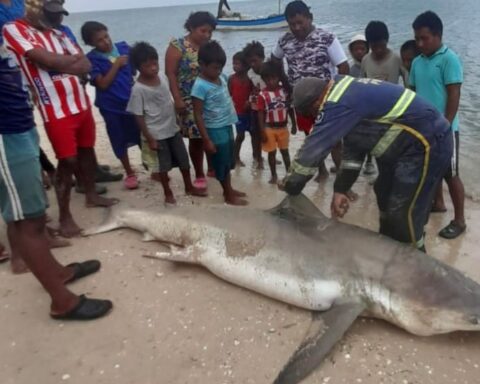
[217,14,288,30]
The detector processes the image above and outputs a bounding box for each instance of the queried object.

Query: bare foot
[225,195,249,206]
[0,245,9,263]
[151,173,162,182]
[48,235,72,249]
[59,217,83,238]
[186,187,208,197]
[269,176,278,185]
[346,190,359,202]
[236,160,246,167]
[11,257,29,274]
[165,194,177,206]
[86,196,119,208]
[314,171,329,183]
[229,189,247,198]
[256,162,264,170]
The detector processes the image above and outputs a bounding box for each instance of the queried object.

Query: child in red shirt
[228,52,253,167]
[257,61,296,184]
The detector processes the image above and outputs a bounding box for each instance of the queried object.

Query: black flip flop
[439,221,466,239]
[65,260,101,284]
[51,295,113,320]
[0,252,9,264]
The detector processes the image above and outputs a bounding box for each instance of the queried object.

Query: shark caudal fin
[83,203,129,237]
[273,302,365,384]
[268,193,329,225]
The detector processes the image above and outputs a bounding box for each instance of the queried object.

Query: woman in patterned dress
[165,11,216,189]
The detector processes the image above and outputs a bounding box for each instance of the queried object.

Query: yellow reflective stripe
[341,160,363,170]
[378,89,416,123]
[370,124,404,157]
[327,76,355,103]
[416,236,425,249]
[290,160,317,177]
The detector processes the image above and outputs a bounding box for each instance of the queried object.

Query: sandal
[193,177,207,189]
[0,251,9,263]
[124,174,139,190]
[64,260,101,284]
[51,295,113,320]
[439,221,466,239]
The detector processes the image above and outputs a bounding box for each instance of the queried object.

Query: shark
[85,194,480,383]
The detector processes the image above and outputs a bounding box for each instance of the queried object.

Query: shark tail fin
[273,302,365,384]
[268,193,329,224]
[83,203,128,237]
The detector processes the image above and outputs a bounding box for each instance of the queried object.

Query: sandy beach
[1,109,479,384]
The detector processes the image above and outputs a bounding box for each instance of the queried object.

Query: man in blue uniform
[282,76,453,250]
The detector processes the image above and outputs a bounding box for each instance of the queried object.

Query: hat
[349,34,367,47]
[43,0,69,15]
[293,77,328,115]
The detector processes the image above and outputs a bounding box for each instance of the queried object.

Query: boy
[82,21,141,190]
[192,41,248,206]
[243,41,267,170]
[362,21,407,85]
[400,39,420,74]
[228,51,253,167]
[257,60,294,184]
[410,11,466,239]
[127,42,206,205]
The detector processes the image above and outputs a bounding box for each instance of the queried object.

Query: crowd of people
[0,0,466,321]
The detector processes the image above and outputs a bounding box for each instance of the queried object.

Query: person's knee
[382,212,412,243]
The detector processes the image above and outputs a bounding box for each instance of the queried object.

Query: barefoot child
[127,42,206,205]
[257,61,294,184]
[82,21,141,190]
[192,41,248,206]
[228,51,253,167]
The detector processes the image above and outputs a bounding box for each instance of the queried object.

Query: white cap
[349,34,367,46]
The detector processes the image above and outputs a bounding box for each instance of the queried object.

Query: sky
[66,0,245,13]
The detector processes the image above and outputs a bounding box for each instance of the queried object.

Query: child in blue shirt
[82,21,141,190]
[192,41,248,206]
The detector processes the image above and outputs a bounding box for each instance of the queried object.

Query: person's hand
[175,99,187,115]
[115,55,129,67]
[331,192,350,218]
[203,139,217,154]
[261,130,268,143]
[147,137,158,151]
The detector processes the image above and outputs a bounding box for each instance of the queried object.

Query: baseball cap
[43,0,69,15]
[349,34,367,47]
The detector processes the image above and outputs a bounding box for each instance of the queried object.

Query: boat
[216,0,288,31]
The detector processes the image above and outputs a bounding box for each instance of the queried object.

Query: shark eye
[469,316,479,325]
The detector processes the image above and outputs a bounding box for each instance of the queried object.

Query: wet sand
[1,114,479,384]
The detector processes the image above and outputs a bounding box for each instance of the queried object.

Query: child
[243,41,267,170]
[348,34,368,78]
[362,21,407,85]
[400,40,420,75]
[257,61,293,184]
[228,51,253,167]
[126,42,206,205]
[191,41,248,206]
[82,21,141,189]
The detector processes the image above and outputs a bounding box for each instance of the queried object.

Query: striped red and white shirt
[3,19,90,123]
[257,87,289,127]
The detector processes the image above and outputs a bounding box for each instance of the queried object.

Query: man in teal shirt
[410,11,466,239]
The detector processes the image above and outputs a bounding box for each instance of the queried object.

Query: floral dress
[169,37,201,139]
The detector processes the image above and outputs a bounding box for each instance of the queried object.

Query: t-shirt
[247,68,266,111]
[228,73,252,115]
[0,0,23,44]
[126,74,179,140]
[87,41,135,114]
[349,59,362,78]
[409,45,463,132]
[0,46,34,134]
[361,50,407,85]
[3,19,90,123]
[58,25,78,46]
[191,75,238,129]
[273,26,347,86]
[257,87,288,127]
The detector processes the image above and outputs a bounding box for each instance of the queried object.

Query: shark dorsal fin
[268,194,329,225]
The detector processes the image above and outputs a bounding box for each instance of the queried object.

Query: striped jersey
[257,87,288,126]
[3,19,90,123]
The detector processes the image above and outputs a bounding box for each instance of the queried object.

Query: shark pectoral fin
[268,194,329,225]
[273,302,366,384]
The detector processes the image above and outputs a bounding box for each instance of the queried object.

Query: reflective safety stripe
[341,160,363,170]
[290,160,317,176]
[416,236,425,249]
[327,76,355,103]
[370,124,404,157]
[377,88,416,123]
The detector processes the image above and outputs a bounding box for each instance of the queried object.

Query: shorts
[295,110,315,135]
[0,129,47,223]
[100,110,141,159]
[44,109,96,159]
[262,127,289,153]
[141,135,159,173]
[444,131,460,179]
[235,114,251,134]
[207,126,235,182]
[157,132,190,173]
